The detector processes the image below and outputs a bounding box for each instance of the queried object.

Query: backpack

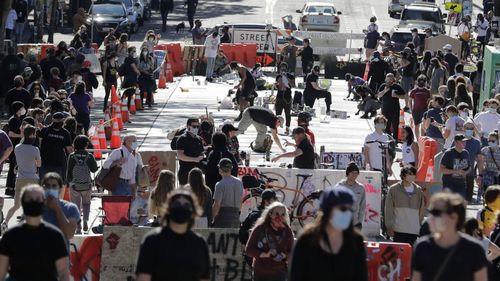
[169,128,186,150]
[71,154,92,191]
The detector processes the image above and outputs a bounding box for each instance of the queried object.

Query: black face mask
[22,200,44,217]
[169,201,193,224]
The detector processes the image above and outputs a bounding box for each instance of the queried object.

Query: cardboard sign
[100,227,252,281]
[321,152,364,169]
[232,29,278,54]
[237,166,382,236]
[84,54,102,74]
[137,151,177,187]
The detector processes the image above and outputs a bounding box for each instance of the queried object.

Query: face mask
[22,200,45,217]
[189,127,199,135]
[142,51,148,56]
[271,215,285,229]
[372,57,379,62]
[148,38,154,42]
[45,189,59,199]
[489,107,497,113]
[429,216,447,233]
[459,111,468,119]
[131,142,138,150]
[489,141,498,148]
[465,129,474,138]
[168,201,193,224]
[19,108,26,116]
[330,209,353,231]
[375,123,386,130]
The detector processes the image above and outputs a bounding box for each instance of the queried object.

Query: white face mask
[459,111,468,119]
[19,108,26,116]
[429,216,447,233]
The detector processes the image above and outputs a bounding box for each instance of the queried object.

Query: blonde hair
[253,202,290,229]
[149,170,176,216]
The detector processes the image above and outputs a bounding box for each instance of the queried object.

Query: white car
[296,2,342,32]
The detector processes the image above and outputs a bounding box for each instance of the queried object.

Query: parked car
[296,2,342,32]
[86,3,132,44]
[388,0,436,18]
[389,26,426,52]
[399,2,446,35]
[96,0,139,30]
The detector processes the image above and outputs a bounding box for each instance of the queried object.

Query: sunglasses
[429,209,449,217]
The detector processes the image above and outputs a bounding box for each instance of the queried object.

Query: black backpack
[170,128,187,150]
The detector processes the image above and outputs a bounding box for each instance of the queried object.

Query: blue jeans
[112,179,132,196]
[15,22,25,44]
[206,57,216,79]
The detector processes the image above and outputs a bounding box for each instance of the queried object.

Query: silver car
[296,2,342,32]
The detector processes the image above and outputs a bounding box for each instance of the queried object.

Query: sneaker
[83,221,88,232]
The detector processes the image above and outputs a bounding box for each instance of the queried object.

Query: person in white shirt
[433,105,465,149]
[475,13,489,54]
[474,99,500,144]
[364,115,392,173]
[102,134,144,196]
[204,32,220,82]
[5,8,17,40]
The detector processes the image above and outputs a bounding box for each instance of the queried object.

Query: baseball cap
[221,123,238,134]
[319,186,355,213]
[410,28,418,32]
[52,112,65,122]
[218,158,233,170]
[443,44,452,51]
[261,189,277,201]
[454,134,466,142]
[23,67,33,76]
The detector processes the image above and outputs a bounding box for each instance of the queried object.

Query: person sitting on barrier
[211,158,243,228]
[272,127,315,169]
[214,49,230,77]
[136,189,210,281]
[245,202,294,281]
[385,165,425,245]
[289,186,368,281]
[237,106,285,153]
[334,162,365,230]
[412,192,488,281]
[231,62,257,121]
[0,184,70,281]
[303,66,332,114]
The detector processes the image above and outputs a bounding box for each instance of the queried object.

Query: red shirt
[409,87,431,113]
[306,129,315,146]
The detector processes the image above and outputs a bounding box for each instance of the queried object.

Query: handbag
[136,164,150,187]
[95,150,124,192]
[488,148,500,184]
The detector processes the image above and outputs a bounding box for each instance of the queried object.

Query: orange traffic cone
[398,109,405,142]
[135,88,143,110]
[110,119,121,149]
[63,186,71,201]
[114,102,124,130]
[363,61,370,81]
[158,62,167,89]
[121,99,129,123]
[129,94,137,114]
[98,120,107,150]
[424,159,434,182]
[165,63,173,82]
[91,132,102,159]
[111,85,118,105]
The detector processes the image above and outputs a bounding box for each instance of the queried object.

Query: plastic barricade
[16,43,55,62]
[182,45,206,76]
[219,43,257,68]
[365,241,412,281]
[155,42,184,76]
[416,136,438,182]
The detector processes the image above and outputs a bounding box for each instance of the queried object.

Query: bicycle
[240,171,322,227]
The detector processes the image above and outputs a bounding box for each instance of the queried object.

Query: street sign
[232,29,278,54]
[292,31,365,40]
[444,2,462,12]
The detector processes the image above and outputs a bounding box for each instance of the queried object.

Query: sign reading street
[232,29,278,54]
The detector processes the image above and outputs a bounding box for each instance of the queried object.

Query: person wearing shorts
[3,125,41,229]
[409,75,431,139]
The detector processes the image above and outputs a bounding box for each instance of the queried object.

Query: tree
[0,0,14,53]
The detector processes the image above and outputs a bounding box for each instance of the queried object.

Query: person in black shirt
[204,133,238,191]
[275,62,295,135]
[0,47,22,110]
[377,73,405,140]
[412,192,488,281]
[399,47,414,112]
[5,101,26,195]
[290,186,368,281]
[102,52,119,112]
[443,44,458,76]
[0,184,70,281]
[238,106,286,153]
[40,48,66,82]
[367,51,390,93]
[40,112,73,181]
[121,47,141,109]
[272,127,315,169]
[220,26,231,43]
[176,118,204,186]
[136,189,210,281]
[230,62,256,121]
[297,38,314,76]
[304,65,332,113]
[5,75,32,115]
